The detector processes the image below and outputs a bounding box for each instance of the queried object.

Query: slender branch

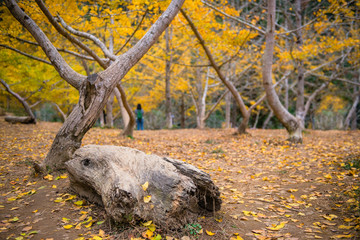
[56,15,116,61]
[204,90,228,121]
[34,0,108,69]
[0,78,36,120]
[52,102,67,121]
[5,0,86,89]
[30,100,41,108]
[6,34,100,61]
[180,8,248,118]
[0,44,51,65]
[115,9,149,55]
[201,0,266,35]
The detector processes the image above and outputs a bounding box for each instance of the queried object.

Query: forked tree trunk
[66,145,221,227]
[10,0,186,170]
[262,0,303,143]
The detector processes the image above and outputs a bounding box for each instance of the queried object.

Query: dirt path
[0,118,359,239]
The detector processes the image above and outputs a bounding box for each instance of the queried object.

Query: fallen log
[65,145,221,227]
[5,116,36,124]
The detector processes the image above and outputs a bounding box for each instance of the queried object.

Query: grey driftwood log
[65,145,221,226]
[5,116,36,124]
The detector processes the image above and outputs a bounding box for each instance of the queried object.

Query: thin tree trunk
[262,110,273,129]
[295,0,305,126]
[99,111,105,128]
[262,0,302,143]
[117,84,136,137]
[165,26,173,129]
[105,92,114,128]
[225,92,231,128]
[0,78,36,123]
[181,9,249,134]
[114,87,130,128]
[344,90,360,130]
[180,93,186,128]
[52,102,67,121]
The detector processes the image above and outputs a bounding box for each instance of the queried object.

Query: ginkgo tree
[3,0,184,171]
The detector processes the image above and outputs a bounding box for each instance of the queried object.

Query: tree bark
[165,26,173,129]
[117,84,136,137]
[0,78,36,124]
[105,92,114,128]
[225,92,231,128]
[66,145,221,226]
[5,0,185,170]
[114,87,130,129]
[295,0,305,127]
[262,0,303,143]
[344,90,360,130]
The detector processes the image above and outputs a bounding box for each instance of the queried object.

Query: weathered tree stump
[5,116,36,124]
[65,145,221,227]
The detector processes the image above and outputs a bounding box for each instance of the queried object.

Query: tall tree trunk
[262,109,273,129]
[295,0,305,127]
[105,92,114,128]
[225,92,231,128]
[165,26,173,129]
[344,90,360,130]
[262,0,303,143]
[180,93,186,128]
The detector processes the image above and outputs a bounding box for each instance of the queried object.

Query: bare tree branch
[34,0,108,69]
[56,15,116,61]
[201,0,266,35]
[115,9,149,55]
[0,44,51,65]
[5,0,86,89]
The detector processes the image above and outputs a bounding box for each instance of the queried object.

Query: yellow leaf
[75,223,82,230]
[142,182,149,191]
[206,230,215,235]
[52,185,57,189]
[266,221,287,231]
[85,222,93,228]
[331,235,353,239]
[144,195,152,203]
[44,174,53,181]
[142,220,153,226]
[215,218,223,222]
[74,200,84,206]
[32,209,38,213]
[338,225,353,229]
[322,214,338,221]
[324,173,332,179]
[63,225,73,229]
[288,189,298,193]
[93,236,102,240]
[62,217,70,223]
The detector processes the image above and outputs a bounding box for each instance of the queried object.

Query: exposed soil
[0,118,359,240]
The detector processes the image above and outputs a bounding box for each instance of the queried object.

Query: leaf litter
[0,120,359,239]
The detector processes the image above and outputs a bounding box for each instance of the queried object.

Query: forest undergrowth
[0,118,359,240]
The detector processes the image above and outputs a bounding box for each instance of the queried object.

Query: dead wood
[5,116,36,124]
[65,145,221,227]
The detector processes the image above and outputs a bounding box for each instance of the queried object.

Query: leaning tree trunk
[117,84,136,137]
[0,78,36,124]
[262,0,303,143]
[66,145,221,227]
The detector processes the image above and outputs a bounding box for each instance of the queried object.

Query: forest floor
[0,118,359,240]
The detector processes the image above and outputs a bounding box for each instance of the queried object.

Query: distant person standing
[135,104,144,130]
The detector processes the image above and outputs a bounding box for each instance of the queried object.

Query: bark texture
[66,145,221,227]
[262,0,303,143]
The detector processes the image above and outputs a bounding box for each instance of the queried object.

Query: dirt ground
[0,118,359,240]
